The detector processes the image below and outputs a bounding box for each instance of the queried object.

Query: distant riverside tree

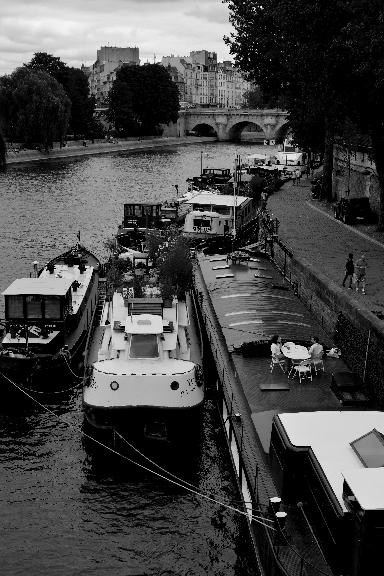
[225,0,384,228]
[224,0,354,202]
[241,87,279,110]
[0,67,71,149]
[25,52,96,139]
[107,63,180,136]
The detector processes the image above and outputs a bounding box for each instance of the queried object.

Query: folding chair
[291,360,313,383]
[270,355,285,374]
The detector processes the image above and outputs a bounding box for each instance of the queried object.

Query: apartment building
[161,51,253,107]
[83,46,140,104]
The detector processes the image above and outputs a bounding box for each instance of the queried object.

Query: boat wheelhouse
[0,245,99,391]
[83,294,204,441]
[183,193,256,239]
[116,202,177,249]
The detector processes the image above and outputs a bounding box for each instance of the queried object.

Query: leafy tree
[107,80,137,135]
[336,0,384,229]
[0,129,6,171]
[0,67,71,148]
[25,52,95,139]
[224,0,352,201]
[157,235,193,299]
[108,64,180,136]
[241,87,278,109]
[24,52,66,74]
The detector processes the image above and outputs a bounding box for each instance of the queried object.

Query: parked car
[333,197,371,224]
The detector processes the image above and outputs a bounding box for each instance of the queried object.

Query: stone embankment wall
[332,143,380,218]
[5,135,204,165]
[262,230,384,406]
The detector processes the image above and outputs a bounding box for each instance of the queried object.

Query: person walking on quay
[294,167,301,186]
[355,254,368,294]
[342,253,354,289]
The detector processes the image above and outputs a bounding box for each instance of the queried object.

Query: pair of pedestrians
[292,168,302,186]
[342,253,368,294]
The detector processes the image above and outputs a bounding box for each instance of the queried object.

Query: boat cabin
[269,411,384,576]
[122,203,163,230]
[3,277,73,324]
[183,193,254,238]
[2,263,95,350]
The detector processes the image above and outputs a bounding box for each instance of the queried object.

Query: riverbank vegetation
[225,0,384,230]
[107,64,180,137]
[0,52,99,149]
[0,67,71,150]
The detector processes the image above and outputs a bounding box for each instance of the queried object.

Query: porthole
[170,381,179,390]
[110,381,119,391]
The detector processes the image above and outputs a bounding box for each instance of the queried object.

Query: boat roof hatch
[2,277,73,296]
[125,314,164,335]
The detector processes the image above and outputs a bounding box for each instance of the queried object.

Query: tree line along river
[0,142,273,576]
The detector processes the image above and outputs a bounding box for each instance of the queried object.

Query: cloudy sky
[0,0,235,75]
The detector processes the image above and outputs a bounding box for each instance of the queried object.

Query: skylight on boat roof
[350,429,384,468]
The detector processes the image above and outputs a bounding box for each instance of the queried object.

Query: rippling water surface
[0,142,269,576]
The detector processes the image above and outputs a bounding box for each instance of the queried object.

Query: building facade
[161,51,253,108]
[83,46,140,105]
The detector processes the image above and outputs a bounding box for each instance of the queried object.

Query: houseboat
[182,193,256,240]
[0,244,100,392]
[83,292,204,442]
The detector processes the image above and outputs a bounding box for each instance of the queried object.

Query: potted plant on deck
[160,281,175,308]
[158,236,193,303]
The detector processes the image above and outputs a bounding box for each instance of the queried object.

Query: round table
[281,344,310,361]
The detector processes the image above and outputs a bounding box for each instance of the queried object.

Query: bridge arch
[188,122,217,137]
[182,109,288,141]
[274,122,291,142]
[226,120,266,141]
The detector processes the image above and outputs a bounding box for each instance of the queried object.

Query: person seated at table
[270,334,289,372]
[308,336,323,359]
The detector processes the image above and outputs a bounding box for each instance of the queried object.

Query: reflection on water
[0,143,264,575]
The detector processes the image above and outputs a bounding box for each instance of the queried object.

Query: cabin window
[193,218,211,228]
[130,334,159,358]
[45,296,61,319]
[26,295,43,319]
[7,295,24,319]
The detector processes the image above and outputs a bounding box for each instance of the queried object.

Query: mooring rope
[0,370,274,530]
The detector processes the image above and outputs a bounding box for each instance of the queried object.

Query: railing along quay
[192,261,333,576]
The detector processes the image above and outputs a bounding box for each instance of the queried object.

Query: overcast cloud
[0,0,234,75]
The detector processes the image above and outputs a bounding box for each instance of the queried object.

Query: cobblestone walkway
[267,174,384,316]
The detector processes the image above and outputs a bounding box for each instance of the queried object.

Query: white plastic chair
[291,360,313,383]
[311,356,325,375]
[288,358,302,378]
[270,355,285,374]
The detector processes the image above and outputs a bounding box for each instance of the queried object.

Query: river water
[0,141,271,576]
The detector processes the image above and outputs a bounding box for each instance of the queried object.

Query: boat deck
[196,251,370,452]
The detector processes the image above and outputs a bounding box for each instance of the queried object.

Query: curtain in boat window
[26,295,43,318]
[45,296,61,319]
[7,295,24,319]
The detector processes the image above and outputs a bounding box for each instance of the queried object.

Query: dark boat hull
[0,245,100,394]
[83,402,204,444]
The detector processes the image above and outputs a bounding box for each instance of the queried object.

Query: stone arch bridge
[179,109,289,141]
